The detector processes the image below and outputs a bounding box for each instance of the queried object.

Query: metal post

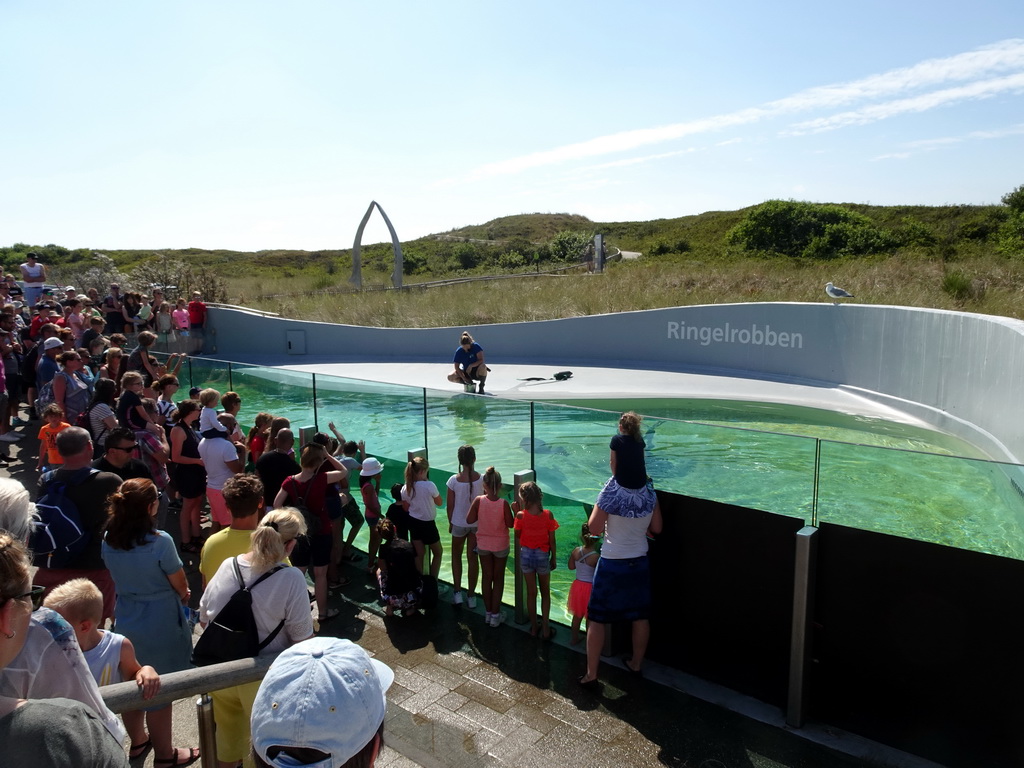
[312,373,318,432]
[787,525,819,728]
[512,469,536,625]
[298,425,317,447]
[812,439,821,527]
[529,402,535,473]
[187,357,193,390]
[227,362,233,393]
[422,389,428,459]
[196,694,216,768]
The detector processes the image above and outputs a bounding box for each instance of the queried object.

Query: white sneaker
[467,594,477,609]
[490,612,504,627]
[452,590,464,605]
[0,433,22,442]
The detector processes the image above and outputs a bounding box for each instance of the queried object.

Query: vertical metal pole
[227,362,233,393]
[196,694,216,768]
[812,439,821,527]
[187,357,193,390]
[529,402,535,473]
[512,469,536,625]
[787,525,818,728]
[422,388,428,460]
[312,373,318,432]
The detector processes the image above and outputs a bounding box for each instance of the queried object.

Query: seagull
[825,282,854,303]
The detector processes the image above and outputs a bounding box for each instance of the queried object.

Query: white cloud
[785,72,1024,135]
[461,38,1024,180]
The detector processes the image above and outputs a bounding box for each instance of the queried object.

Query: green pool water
[182,361,1024,620]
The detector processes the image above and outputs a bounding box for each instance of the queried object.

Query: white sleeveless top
[83,630,124,687]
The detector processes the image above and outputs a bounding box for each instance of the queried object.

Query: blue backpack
[31,468,99,569]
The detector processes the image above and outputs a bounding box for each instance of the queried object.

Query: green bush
[550,230,593,262]
[727,200,893,259]
[942,269,973,301]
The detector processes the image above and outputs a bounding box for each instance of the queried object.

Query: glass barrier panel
[816,440,1024,560]
[421,388,533,596]
[225,364,317,436]
[184,356,233,393]
[423,387,533,474]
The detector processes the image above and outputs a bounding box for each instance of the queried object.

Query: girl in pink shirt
[467,466,513,628]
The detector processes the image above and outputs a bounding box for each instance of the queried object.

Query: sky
[2,0,1023,251]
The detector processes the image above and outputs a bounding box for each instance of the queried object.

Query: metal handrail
[101,655,278,768]
[100,655,276,714]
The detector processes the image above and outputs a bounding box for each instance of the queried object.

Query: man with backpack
[32,426,122,622]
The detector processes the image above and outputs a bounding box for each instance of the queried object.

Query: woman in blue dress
[102,478,199,766]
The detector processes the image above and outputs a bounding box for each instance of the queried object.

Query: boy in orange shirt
[37,402,71,471]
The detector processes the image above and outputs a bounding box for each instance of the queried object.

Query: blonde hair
[199,388,220,408]
[0,531,30,602]
[619,411,642,442]
[517,481,543,510]
[482,466,502,494]
[43,578,103,625]
[121,370,144,388]
[404,457,428,499]
[459,331,474,346]
[249,508,305,574]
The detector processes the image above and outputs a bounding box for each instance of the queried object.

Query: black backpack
[191,558,286,667]
[31,468,98,569]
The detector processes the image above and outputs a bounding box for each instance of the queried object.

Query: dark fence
[649,492,804,707]
[642,492,1024,767]
[812,522,1024,768]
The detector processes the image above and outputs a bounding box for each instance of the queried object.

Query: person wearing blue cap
[250,637,394,768]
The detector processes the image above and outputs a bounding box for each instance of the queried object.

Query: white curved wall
[208,303,1024,462]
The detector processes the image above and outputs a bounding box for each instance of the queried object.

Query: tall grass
[239,253,1024,328]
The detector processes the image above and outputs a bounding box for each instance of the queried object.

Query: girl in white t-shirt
[401,456,443,578]
[445,444,483,608]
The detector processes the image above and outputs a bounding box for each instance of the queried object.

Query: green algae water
[184,360,1024,618]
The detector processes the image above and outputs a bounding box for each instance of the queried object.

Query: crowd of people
[0,272,661,765]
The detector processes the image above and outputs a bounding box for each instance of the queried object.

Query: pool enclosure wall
[651,490,1024,768]
[207,302,1024,462]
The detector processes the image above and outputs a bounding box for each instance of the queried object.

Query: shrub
[1002,184,1024,214]
[727,200,892,259]
[942,270,973,301]
[550,230,593,262]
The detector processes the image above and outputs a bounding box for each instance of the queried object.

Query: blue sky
[3,1,1023,251]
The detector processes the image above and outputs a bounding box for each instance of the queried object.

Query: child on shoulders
[198,387,228,439]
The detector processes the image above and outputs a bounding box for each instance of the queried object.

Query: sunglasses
[110,443,139,452]
[12,585,45,610]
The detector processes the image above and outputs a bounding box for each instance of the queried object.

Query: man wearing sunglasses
[92,427,154,483]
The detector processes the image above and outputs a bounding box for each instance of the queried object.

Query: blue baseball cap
[251,638,394,768]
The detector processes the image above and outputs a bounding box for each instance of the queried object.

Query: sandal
[328,577,350,589]
[155,747,200,767]
[319,607,340,623]
[179,541,201,554]
[128,739,152,759]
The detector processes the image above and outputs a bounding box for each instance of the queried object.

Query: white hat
[251,638,393,768]
[64,285,76,292]
[360,457,383,476]
[43,337,63,350]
